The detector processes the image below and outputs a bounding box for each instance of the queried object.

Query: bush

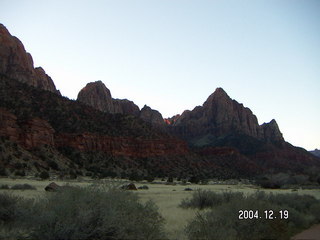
[0,193,20,225]
[11,184,36,190]
[167,177,173,183]
[183,190,320,240]
[0,185,166,240]
[189,176,200,184]
[0,193,31,226]
[14,170,25,177]
[0,184,9,189]
[0,168,8,176]
[39,171,49,180]
[47,160,59,170]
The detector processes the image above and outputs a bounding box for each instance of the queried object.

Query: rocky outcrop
[0,108,188,157]
[140,105,165,126]
[77,81,114,113]
[113,99,140,116]
[261,119,284,143]
[0,24,59,94]
[77,81,165,126]
[77,81,141,116]
[56,132,188,158]
[0,108,55,149]
[169,87,283,144]
[164,114,180,125]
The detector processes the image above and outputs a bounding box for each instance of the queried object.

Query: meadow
[1,177,320,240]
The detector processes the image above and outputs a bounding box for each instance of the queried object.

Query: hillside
[0,23,319,181]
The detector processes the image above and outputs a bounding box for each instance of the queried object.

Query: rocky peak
[77,81,114,113]
[140,105,165,126]
[204,87,230,104]
[0,23,59,94]
[164,114,181,125]
[77,81,142,116]
[169,88,287,145]
[113,99,140,117]
[261,119,284,142]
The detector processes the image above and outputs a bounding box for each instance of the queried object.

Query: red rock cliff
[0,108,188,157]
[0,108,55,148]
[0,24,59,94]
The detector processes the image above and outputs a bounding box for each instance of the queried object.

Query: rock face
[56,132,188,157]
[0,108,55,149]
[0,108,188,157]
[77,81,165,126]
[113,99,140,117]
[310,149,320,158]
[169,87,283,144]
[140,105,165,126]
[0,24,59,94]
[261,119,284,143]
[77,81,141,116]
[77,81,114,113]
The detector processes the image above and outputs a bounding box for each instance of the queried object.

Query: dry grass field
[1,177,320,240]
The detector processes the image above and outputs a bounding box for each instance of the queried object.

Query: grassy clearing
[1,177,320,240]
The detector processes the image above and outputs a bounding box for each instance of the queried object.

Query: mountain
[166,87,283,146]
[310,149,320,158]
[0,24,60,94]
[77,81,164,126]
[0,23,319,180]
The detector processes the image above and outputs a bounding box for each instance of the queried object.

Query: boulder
[45,182,61,192]
[137,185,149,190]
[121,183,137,190]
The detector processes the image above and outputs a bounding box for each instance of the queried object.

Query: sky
[1,0,319,150]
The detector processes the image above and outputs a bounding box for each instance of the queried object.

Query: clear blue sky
[1,0,319,150]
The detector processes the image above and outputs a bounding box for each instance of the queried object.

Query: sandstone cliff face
[169,87,283,143]
[0,108,187,157]
[0,108,55,149]
[261,119,284,143]
[0,24,59,94]
[140,105,165,126]
[77,81,114,113]
[56,133,188,158]
[113,99,140,117]
[77,81,141,116]
[77,81,165,126]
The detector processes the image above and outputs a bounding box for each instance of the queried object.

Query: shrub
[0,184,9,189]
[167,177,173,183]
[0,168,8,176]
[0,193,20,225]
[3,185,166,240]
[0,193,32,226]
[183,190,320,240]
[47,160,59,170]
[39,171,49,180]
[11,184,36,190]
[14,170,25,177]
[189,176,200,184]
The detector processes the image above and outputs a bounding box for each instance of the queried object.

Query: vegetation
[0,185,166,240]
[181,190,320,240]
[11,184,36,190]
[39,171,50,180]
